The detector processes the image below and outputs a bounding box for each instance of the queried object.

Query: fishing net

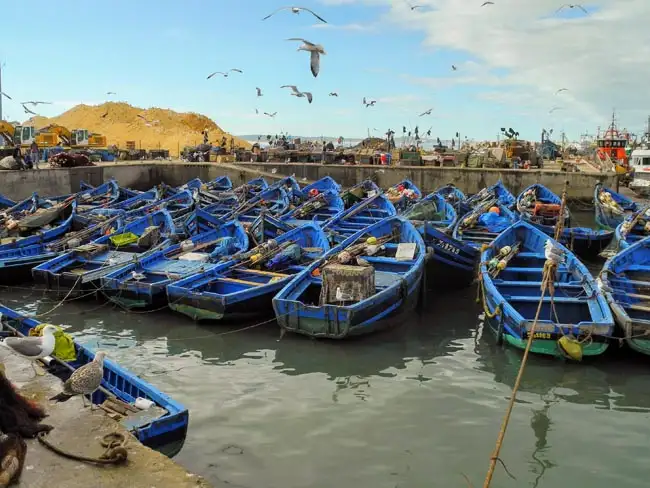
[319,263,375,305]
[402,201,444,222]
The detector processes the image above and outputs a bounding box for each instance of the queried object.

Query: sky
[0,0,648,141]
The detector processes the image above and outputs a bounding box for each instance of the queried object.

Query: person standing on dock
[29,140,39,169]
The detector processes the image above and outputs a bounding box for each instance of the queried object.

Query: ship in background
[596,111,631,174]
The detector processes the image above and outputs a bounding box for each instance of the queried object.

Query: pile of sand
[28,102,249,153]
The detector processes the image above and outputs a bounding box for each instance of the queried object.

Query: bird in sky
[50,351,106,409]
[410,5,424,10]
[419,108,433,116]
[0,92,12,100]
[255,108,259,114]
[286,38,326,78]
[1,325,57,376]
[206,68,243,79]
[549,106,563,113]
[329,92,339,97]
[22,104,37,115]
[481,1,494,6]
[280,85,312,103]
[264,112,277,118]
[555,88,568,94]
[256,87,263,97]
[21,101,51,106]
[363,97,377,107]
[106,91,116,95]
[451,65,458,71]
[556,4,588,14]
[262,6,327,23]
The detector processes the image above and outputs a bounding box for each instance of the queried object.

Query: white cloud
[311,22,375,31]
[325,0,650,131]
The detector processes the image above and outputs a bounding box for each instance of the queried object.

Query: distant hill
[27,102,249,151]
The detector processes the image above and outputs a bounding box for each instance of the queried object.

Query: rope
[37,431,127,465]
[476,276,501,319]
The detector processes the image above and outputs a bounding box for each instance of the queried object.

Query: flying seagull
[549,106,563,113]
[21,101,51,106]
[410,5,424,10]
[106,91,116,95]
[0,92,12,100]
[451,65,458,71]
[1,325,57,376]
[262,6,327,23]
[555,88,568,94]
[286,38,326,78]
[281,85,313,103]
[255,108,259,114]
[329,92,338,97]
[481,1,494,6]
[264,112,277,118]
[363,97,377,107]
[207,68,243,79]
[556,4,588,14]
[419,108,433,116]
[256,87,263,97]
[50,351,106,409]
[22,104,37,115]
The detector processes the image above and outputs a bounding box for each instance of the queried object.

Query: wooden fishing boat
[32,210,176,294]
[466,180,516,211]
[615,206,650,250]
[175,207,229,237]
[302,176,341,196]
[280,189,345,227]
[0,212,122,282]
[594,182,639,230]
[340,180,380,209]
[273,215,426,339]
[601,236,650,356]
[0,193,16,209]
[182,175,232,193]
[452,201,518,250]
[124,189,195,220]
[324,193,397,242]
[108,189,158,212]
[208,186,291,223]
[45,179,120,210]
[403,192,478,289]
[386,179,422,213]
[247,213,295,245]
[435,183,470,215]
[167,223,330,321]
[517,183,614,260]
[479,220,614,359]
[0,305,188,457]
[268,176,303,204]
[101,220,248,309]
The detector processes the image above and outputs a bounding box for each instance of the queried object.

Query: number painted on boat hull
[432,238,460,255]
[524,332,552,340]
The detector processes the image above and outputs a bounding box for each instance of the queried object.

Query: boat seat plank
[234,269,288,277]
[375,271,404,288]
[493,280,583,288]
[214,277,262,286]
[609,278,650,289]
[506,296,589,303]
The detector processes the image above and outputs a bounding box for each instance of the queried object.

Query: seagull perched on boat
[419,108,433,116]
[363,97,376,107]
[481,1,494,6]
[0,325,57,376]
[549,106,563,113]
[555,88,568,94]
[50,351,106,409]
[256,87,263,97]
[556,4,588,14]
[262,6,327,23]
[21,100,51,106]
[0,91,12,100]
[280,85,313,103]
[286,38,325,78]
[264,112,277,118]
[206,68,243,79]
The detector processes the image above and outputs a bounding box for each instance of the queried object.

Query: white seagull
[1,325,57,376]
[556,4,588,14]
[256,87,263,97]
[419,108,433,116]
[329,92,339,97]
[0,92,12,100]
[481,1,494,6]
[281,85,313,103]
[264,112,277,118]
[286,38,326,78]
[207,68,243,79]
[21,100,52,106]
[549,106,563,113]
[555,88,568,94]
[106,91,117,95]
[363,97,376,107]
[22,104,37,115]
[262,6,327,23]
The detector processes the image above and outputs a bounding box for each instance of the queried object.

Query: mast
[0,62,3,121]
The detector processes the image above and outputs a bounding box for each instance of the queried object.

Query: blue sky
[1,0,647,141]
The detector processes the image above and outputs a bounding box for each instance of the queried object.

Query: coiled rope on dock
[482,181,569,488]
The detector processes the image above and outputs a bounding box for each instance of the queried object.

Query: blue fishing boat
[167,223,330,321]
[176,207,230,237]
[108,189,158,212]
[273,215,425,338]
[435,183,470,215]
[340,180,380,209]
[125,189,195,220]
[0,305,188,457]
[517,183,614,260]
[245,177,269,194]
[0,212,122,282]
[182,175,232,193]
[268,176,303,204]
[280,189,345,227]
[594,182,639,230]
[386,179,422,213]
[248,213,295,245]
[208,186,291,223]
[33,210,176,294]
[615,206,650,250]
[46,179,120,209]
[101,220,248,309]
[403,192,477,289]
[466,180,516,211]
[0,193,16,209]
[324,193,397,242]
[452,201,518,250]
[302,176,341,196]
[479,220,614,359]
[601,236,650,356]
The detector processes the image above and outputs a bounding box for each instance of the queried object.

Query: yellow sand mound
[28,102,249,153]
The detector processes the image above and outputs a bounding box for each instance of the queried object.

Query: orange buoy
[489,206,500,214]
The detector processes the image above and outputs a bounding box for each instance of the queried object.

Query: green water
[3,283,650,488]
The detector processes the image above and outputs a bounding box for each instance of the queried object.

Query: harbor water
[4,209,649,488]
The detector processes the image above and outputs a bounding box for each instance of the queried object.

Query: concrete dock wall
[0,161,617,200]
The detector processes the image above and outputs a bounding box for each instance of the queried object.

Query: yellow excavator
[0,121,15,147]
[12,124,107,148]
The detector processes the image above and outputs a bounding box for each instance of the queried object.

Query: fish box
[319,263,375,305]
